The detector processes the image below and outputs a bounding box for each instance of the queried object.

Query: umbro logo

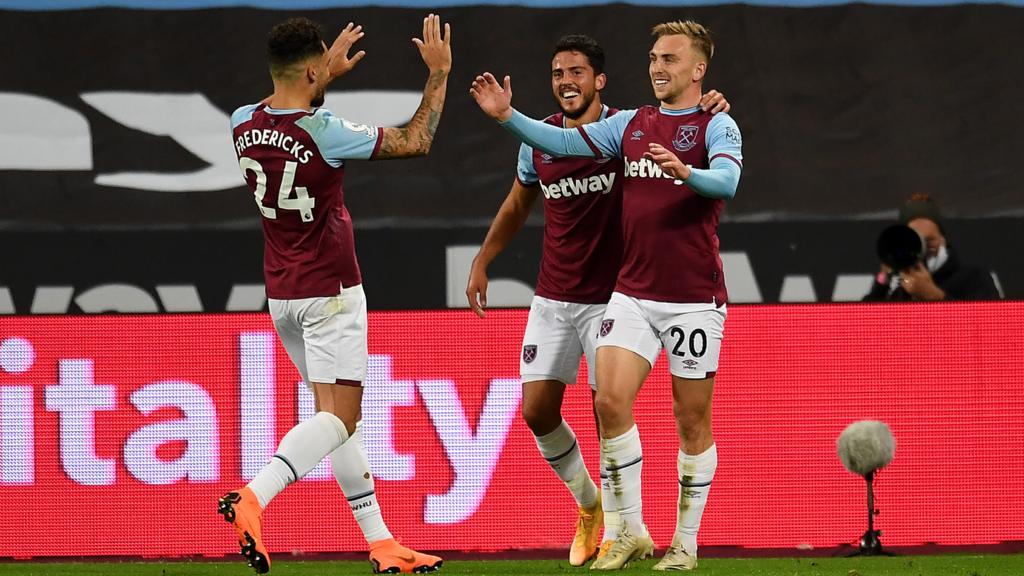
[540,153,553,164]
[630,130,645,140]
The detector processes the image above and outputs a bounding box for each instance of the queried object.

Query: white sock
[535,420,598,509]
[600,461,621,542]
[330,422,393,544]
[674,444,717,555]
[601,425,645,536]
[247,411,349,508]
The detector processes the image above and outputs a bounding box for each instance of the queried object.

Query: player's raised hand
[413,14,452,75]
[645,143,692,181]
[700,89,731,114]
[470,72,513,122]
[327,22,366,80]
[466,261,489,318]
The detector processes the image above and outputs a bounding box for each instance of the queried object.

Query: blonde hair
[652,20,714,62]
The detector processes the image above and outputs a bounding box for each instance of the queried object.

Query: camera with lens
[876,224,924,271]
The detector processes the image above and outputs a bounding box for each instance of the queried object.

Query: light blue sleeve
[230,104,259,130]
[499,108,636,159]
[685,158,742,200]
[684,114,743,200]
[706,113,743,167]
[579,110,636,158]
[295,109,382,167]
[516,143,539,186]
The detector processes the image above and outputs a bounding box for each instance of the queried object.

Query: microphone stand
[848,471,894,556]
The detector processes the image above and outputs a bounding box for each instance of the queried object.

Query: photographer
[864,194,1000,301]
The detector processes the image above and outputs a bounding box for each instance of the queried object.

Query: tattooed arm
[375,14,452,159]
[377,69,449,158]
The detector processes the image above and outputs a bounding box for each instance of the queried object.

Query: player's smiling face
[550,50,605,119]
[649,34,706,105]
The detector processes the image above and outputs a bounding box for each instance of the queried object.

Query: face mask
[926,244,948,273]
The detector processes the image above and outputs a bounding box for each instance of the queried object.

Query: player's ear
[306,61,318,85]
[692,62,707,83]
[595,73,607,91]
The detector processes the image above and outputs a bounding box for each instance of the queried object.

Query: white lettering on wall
[240,332,275,480]
[1,336,35,484]
[0,93,92,170]
[124,380,218,484]
[80,92,241,192]
[45,359,116,486]
[418,377,522,524]
[363,355,416,481]
[1,386,33,485]
[75,283,160,313]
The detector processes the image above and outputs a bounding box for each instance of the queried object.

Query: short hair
[267,17,326,79]
[552,34,605,75]
[652,20,714,62]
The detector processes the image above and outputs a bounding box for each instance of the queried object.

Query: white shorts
[520,295,606,390]
[269,284,368,385]
[596,291,727,379]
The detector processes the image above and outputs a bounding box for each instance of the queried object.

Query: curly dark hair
[267,17,325,78]
[552,34,605,75]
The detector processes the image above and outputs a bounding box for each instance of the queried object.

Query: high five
[222,14,451,575]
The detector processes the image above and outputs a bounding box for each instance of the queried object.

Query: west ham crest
[599,319,615,337]
[522,344,537,364]
[672,125,699,152]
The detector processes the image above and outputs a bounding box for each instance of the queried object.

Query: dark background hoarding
[0,219,1014,313]
[0,5,1021,307]
[0,5,1022,228]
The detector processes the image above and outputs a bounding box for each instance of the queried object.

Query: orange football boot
[218,487,270,574]
[569,496,604,566]
[368,538,443,574]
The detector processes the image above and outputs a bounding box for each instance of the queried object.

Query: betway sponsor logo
[624,155,685,185]
[541,173,616,199]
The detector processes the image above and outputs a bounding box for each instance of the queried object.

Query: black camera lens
[877,224,924,271]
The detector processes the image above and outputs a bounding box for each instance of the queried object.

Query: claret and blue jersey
[502,104,743,304]
[230,103,383,300]
[514,105,624,305]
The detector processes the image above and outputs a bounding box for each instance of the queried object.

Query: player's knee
[520,401,560,435]
[673,404,710,438]
[329,410,358,436]
[594,391,625,424]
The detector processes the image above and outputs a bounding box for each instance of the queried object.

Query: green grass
[0,555,1022,576]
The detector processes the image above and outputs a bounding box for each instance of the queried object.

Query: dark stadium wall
[0,5,1020,306]
[0,219,1017,313]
